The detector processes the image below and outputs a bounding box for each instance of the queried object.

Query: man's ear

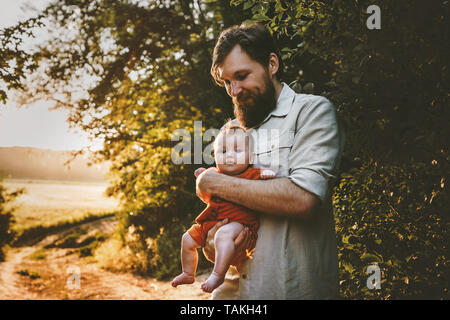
[268,52,279,77]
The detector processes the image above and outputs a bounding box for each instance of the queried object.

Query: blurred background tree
[2,0,448,298]
[0,183,23,261]
[0,16,41,260]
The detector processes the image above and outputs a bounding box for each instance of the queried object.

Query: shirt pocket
[254,130,294,177]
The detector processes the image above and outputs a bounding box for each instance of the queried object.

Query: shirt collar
[270,82,296,117]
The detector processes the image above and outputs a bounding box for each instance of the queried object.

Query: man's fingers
[236,227,256,251]
[206,218,229,240]
[234,227,248,248]
[212,218,229,233]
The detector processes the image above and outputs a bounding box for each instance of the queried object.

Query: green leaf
[243,1,254,10]
[253,13,269,21]
[361,253,382,263]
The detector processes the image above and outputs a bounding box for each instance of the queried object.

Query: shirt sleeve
[288,96,344,202]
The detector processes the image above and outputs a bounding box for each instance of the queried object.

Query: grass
[14,212,115,246]
[3,179,119,233]
[94,237,140,272]
[2,179,119,246]
[17,269,41,279]
[30,248,47,260]
[46,230,108,257]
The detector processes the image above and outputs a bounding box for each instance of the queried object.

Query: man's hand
[202,218,257,270]
[195,167,222,204]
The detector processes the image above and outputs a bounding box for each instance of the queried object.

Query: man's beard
[233,77,276,129]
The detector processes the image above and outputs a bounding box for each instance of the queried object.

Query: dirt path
[0,218,211,300]
[0,247,40,299]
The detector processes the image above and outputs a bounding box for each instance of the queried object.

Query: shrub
[334,161,448,299]
[0,183,23,261]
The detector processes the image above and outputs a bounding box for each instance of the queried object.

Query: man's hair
[210,23,283,86]
[214,121,255,154]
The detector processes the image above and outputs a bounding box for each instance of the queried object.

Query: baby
[171,123,275,293]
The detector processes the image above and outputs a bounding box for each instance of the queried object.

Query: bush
[113,208,211,280]
[0,183,22,261]
[240,0,449,299]
[334,161,448,299]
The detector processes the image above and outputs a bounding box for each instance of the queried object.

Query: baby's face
[214,131,252,175]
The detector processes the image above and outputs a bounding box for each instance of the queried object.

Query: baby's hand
[260,169,276,180]
[194,167,207,178]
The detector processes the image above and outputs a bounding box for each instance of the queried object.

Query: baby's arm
[260,169,276,180]
[194,167,207,178]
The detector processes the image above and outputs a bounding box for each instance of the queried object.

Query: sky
[0,0,102,151]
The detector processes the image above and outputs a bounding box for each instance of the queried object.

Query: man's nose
[230,81,242,97]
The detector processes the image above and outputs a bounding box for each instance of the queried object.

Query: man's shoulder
[292,92,334,110]
[290,93,336,121]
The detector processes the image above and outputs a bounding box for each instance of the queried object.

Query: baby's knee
[182,232,200,249]
[214,223,243,242]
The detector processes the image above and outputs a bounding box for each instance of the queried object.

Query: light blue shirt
[213,83,344,299]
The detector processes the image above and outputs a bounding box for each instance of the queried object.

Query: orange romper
[188,167,262,252]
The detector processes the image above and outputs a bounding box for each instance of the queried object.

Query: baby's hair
[214,120,255,154]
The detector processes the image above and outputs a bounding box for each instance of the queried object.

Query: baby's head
[214,123,254,176]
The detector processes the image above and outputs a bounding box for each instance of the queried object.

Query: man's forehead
[218,45,254,80]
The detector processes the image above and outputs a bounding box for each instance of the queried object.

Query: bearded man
[196,23,344,300]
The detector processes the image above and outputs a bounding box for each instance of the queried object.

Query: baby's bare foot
[201,272,224,293]
[171,272,195,288]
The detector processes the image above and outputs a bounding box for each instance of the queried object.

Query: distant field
[3,179,120,232]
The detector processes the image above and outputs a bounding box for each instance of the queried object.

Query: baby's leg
[172,232,201,288]
[201,222,244,293]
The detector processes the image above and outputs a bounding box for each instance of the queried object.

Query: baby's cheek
[215,154,223,164]
[238,153,249,165]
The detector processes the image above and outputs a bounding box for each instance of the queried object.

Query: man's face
[218,45,276,128]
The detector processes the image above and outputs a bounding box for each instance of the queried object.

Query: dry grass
[94,238,139,272]
[3,179,120,233]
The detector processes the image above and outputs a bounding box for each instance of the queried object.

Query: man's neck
[273,80,283,101]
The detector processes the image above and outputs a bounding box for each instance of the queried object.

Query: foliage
[14,212,114,246]
[4,0,448,297]
[334,161,448,299]
[10,0,248,278]
[0,183,22,261]
[0,15,41,260]
[239,0,449,299]
[0,16,43,103]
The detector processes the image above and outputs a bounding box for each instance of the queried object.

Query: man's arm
[196,169,320,219]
